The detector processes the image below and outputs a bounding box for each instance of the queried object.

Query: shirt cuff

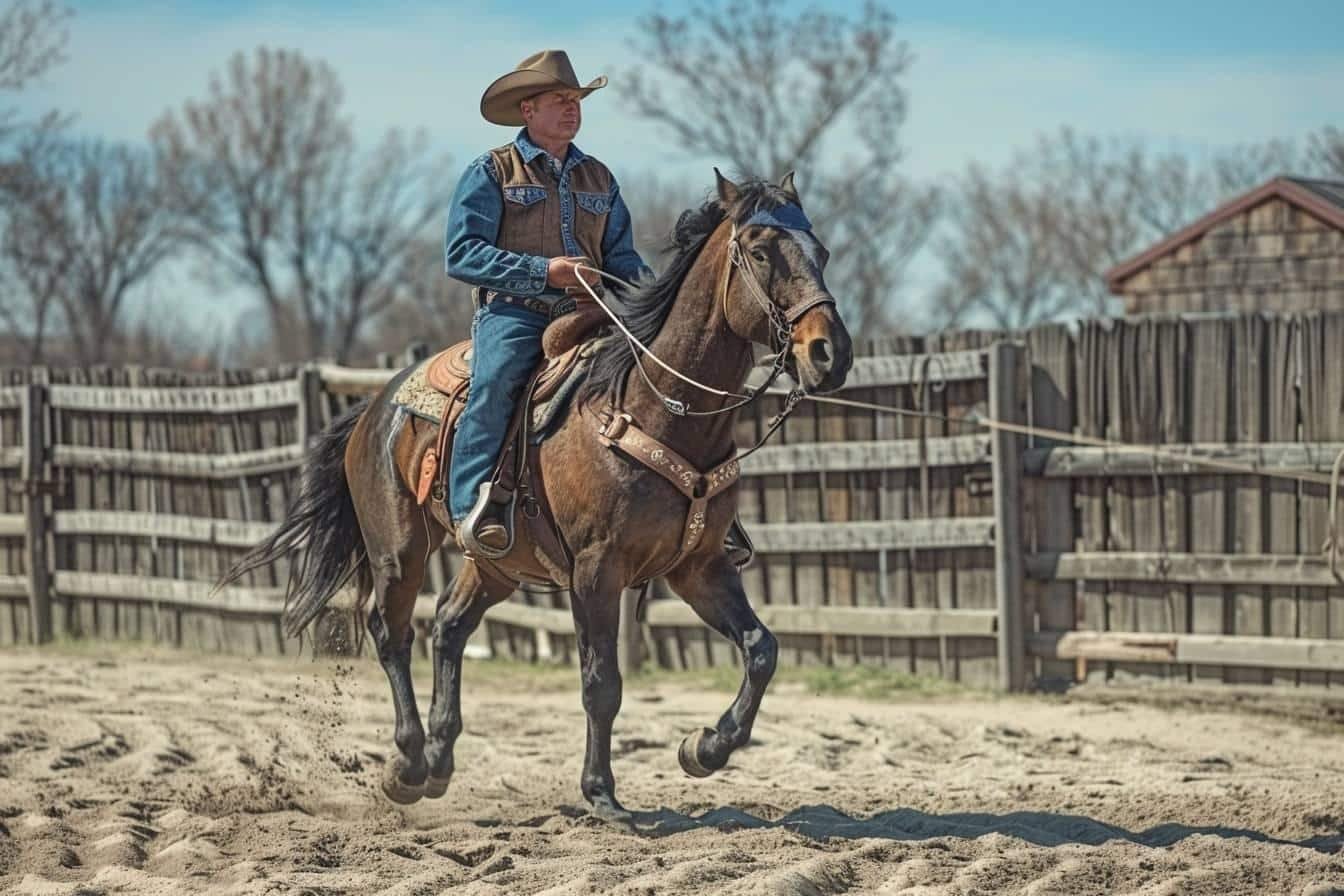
[503,255,549,296]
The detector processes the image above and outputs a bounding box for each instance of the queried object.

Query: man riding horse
[445,49,752,564]
[222,57,853,810]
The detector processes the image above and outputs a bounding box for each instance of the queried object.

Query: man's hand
[546,256,599,291]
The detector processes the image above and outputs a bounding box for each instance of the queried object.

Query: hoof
[381,758,426,805]
[678,727,718,778]
[423,775,451,800]
[589,793,633,827]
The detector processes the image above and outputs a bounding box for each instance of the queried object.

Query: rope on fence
[1328,446,1344,583]
[799,393,1338,487]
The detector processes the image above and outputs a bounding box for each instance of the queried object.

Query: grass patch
[627,661,972,700]
[8,637,973,701]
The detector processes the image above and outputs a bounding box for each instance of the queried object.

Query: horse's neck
[620,226,753,468]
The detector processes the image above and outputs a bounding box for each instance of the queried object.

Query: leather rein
[574,215,836,458]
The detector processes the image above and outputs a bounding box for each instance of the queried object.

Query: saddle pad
[391,343,602,431]
[391,358,450,423]
[531,355,592,443]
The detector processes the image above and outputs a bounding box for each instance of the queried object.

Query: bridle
[575,206,836,433]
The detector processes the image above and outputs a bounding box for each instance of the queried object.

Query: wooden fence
[1,311,1342,692]
[1022,313,1344,688]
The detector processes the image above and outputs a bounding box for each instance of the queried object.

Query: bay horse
[221,170,853,822]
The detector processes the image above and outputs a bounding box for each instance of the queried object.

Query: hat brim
[480,72,607,126]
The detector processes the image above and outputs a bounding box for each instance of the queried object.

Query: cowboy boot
[459,482,513,558]
[723,513,755,569]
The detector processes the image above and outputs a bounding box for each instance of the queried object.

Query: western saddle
[412,299,609,584]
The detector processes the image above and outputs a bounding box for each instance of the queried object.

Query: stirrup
[724,515,755,569]
[459,481,515,560]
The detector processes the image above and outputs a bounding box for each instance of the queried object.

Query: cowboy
[444,49,754,568]
[444,49,651,554]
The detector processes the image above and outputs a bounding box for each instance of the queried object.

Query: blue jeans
[448,301,548,522]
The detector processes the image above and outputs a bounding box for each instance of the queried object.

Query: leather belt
[474,285,603,322]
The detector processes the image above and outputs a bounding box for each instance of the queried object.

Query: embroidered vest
[488,142,613,277]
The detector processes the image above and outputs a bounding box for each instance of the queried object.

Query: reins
[573,216,832,461]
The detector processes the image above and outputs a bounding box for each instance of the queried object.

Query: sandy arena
[1,645,1343,895]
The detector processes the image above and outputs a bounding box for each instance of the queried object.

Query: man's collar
[515,127,585,167]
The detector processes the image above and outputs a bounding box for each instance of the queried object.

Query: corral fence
[0,310,1341,692]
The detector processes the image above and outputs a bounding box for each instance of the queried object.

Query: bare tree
[363,236,477,359]
[618,171,704,267]
[116,299,224,370]
[0,0,69,142]
[0,0,70,363]
[935,128,1306,329]
[932,165,1078,330]
[0,145,65,362]
[620,0,938,332]
[152,47,454,364]
[1305,126,1344,180]
[0,137,179,364]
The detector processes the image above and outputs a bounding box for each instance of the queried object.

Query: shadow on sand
[621,804,1344,854]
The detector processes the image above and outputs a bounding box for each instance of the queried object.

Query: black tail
[218,399,371,638]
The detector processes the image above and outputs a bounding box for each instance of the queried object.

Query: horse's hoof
[381,759,426,805]
[678,727,718,778]
[423,775,451,800]
[589,793,634,827]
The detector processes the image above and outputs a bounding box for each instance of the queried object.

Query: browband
[743,203,813,232]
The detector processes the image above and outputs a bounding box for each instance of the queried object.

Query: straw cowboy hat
[480,50,607,126]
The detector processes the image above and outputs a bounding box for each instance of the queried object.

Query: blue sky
[11,1,1344,327]
[21,0,1343,182]
[166,0,1344,56]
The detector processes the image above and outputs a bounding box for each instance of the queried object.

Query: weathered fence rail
[1,310,1341,693]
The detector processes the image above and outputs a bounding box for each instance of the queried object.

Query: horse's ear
[714,167,740,204]
[779,170,798,203]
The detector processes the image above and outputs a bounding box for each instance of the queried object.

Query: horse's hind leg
[364,516,436,805]
[422,560,513,799]
[665,553,778,777]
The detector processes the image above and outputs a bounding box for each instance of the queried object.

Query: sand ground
[1,644,1343,895]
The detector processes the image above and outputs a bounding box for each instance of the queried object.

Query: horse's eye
[750,248,767,263]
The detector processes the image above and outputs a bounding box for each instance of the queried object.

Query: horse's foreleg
[423,560,511,799]
[367,548,430,805]
[665,553,778,777]
[570,561,628,822]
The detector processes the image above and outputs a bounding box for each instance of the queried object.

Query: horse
[220,169,853,823]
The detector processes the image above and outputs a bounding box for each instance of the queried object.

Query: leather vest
[488,142,613,274]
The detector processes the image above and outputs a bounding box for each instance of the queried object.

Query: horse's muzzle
[791,303,852,394]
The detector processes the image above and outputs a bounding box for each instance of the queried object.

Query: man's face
[520,89,582,144]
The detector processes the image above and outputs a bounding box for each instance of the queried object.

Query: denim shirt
[443,128,652,299]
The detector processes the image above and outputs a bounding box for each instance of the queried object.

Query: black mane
[577,178,798,407]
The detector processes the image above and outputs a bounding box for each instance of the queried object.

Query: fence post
[618,587,644,676]
[296,363,326,450]
[1022,326,1078,689]
[990,342,1027,691]
[22,378,52,644]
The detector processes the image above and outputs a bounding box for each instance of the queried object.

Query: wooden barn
[1106,176,1344,314]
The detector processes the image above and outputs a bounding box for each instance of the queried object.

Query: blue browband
[743,203,813,232]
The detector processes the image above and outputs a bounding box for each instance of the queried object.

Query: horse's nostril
[809,338,832,369]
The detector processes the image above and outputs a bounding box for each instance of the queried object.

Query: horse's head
[714,169,853,394]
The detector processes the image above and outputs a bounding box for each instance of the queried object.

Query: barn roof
[1105,175,1344,293]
